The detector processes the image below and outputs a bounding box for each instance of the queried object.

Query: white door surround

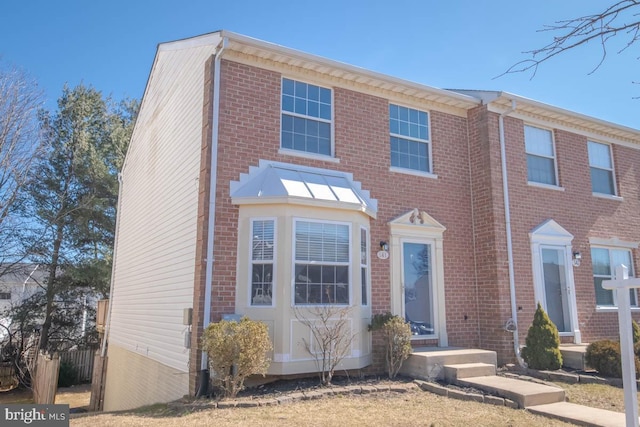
[389,209,447,346]
[529,219,581,343]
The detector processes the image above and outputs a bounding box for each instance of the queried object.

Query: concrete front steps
[404,346,631,426]
[559,343,590,370]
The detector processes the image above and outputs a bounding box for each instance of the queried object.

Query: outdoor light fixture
[380,241,389,251]
[573,251,582,267]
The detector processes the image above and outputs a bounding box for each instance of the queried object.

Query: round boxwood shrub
[586,340,624,378]
[521,303,562,370]
[57,361,78,388]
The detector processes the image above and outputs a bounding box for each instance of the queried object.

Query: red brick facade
[193,55,640,376]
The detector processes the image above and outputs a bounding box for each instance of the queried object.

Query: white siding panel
[108,38,219,373]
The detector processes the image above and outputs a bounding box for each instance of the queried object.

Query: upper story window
[0,292,10,300]
[389,104,431,173]
[251,219,275,306]
[281,78,332,156]
[588,141,616,196]
[525,125,558,186]
[294,220,349,305]
[591,247,636,307]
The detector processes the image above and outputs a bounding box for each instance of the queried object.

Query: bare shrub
[295,306,355,385]
[201,317,272,398]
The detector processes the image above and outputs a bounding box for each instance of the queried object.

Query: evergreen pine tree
[521,302,563,370]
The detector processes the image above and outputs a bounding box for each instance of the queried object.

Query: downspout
[498,100,525,367]
[101,172,123,358]
[200,37,227,372]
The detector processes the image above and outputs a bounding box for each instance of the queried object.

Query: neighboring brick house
[102,30,640,410]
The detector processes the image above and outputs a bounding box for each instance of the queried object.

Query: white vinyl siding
[107,39,218,375]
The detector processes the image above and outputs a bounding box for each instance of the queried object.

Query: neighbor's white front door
[540,246,572,333]
[529,219,581,343]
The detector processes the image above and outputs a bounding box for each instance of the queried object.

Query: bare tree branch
[498,0,640,79]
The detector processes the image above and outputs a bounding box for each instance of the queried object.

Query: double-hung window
[294,220,349,305]
[390,104,431,173]
[360,227,368,306]
[588,141,616,196]
[281,78,332,156]
[591,247,636,307]
[525,125,558,186]
[250,219,275,306]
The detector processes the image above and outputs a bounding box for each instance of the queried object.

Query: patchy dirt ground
[0,383,91,410]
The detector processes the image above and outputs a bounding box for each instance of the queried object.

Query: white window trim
[360,225,370,307]
[280,77,335,158]
[249,218,277,307]
[291,218,352,307]
[588,140,618,197]
[529,219,581,343]
[389,103,433,175]
[591,245,638,311]
[525,124,560,188]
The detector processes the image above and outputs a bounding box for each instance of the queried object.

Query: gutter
[498,100,525,367]
[200,36,227,371]
[101,172,123,358]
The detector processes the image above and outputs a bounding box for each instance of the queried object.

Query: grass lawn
[69,389,573,427]
[3,379,638,426]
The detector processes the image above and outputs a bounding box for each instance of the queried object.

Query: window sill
[593,192,623,202]
[527,182,565,192]
[279,148,340,163]
[595,305,640,313]
[389,166,438,180]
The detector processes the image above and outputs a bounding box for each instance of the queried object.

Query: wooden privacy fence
[33,351,59,404]
[60,347,97,383]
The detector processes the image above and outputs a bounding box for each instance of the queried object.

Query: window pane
[594,276,614,306]
[251,264,273,306]
[611,250,632,276]
[527,155,556,185]
[252,220,274,260]
[590,168,615,195]
[389,104,429,140]
[361,268,368,305]
[525,126,554,157]
[282,78,295,96]
[591,248,611,276]
[588,141,612,169]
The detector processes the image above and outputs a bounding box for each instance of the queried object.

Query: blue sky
[1,1,637,128]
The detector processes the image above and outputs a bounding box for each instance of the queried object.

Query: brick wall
[199,58,640,375]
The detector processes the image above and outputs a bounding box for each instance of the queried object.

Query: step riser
[444,363,496,383]
[400,348,497,381]
[458,376,565,408]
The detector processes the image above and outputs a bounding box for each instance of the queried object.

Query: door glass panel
[403,242,434,336]
[542,248,570,333]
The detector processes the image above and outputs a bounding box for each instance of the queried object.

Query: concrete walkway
[404,348,635,427]
[528,402,631,427]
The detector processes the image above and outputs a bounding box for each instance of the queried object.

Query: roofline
[216,31,481,108]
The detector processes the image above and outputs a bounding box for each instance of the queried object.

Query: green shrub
[201,317,272,398]
[521,303,562,370]
[633,320,640,344]
[588,339,640,378]
[57,361,78,387]
[369,313,412,379]
[586,340,623,378]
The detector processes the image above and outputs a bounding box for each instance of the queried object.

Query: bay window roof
[230,160,377,218]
